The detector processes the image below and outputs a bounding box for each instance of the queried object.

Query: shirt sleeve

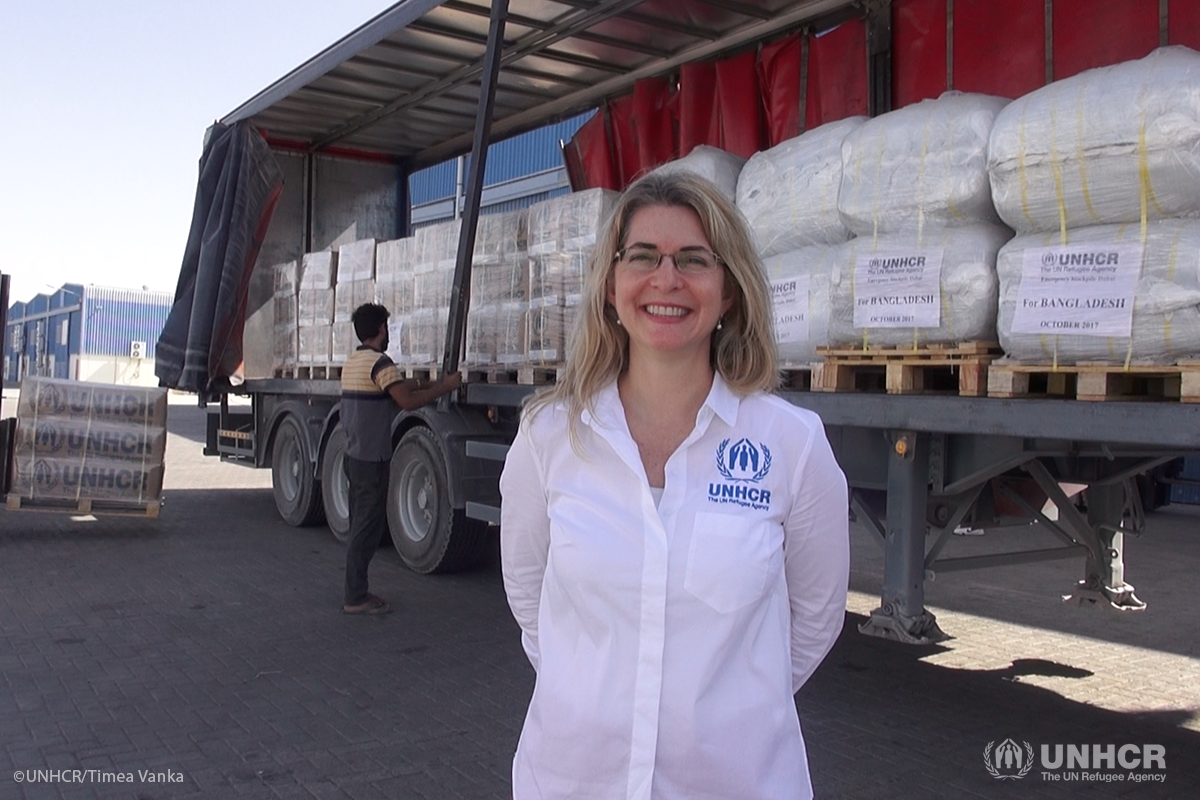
[371,354,404,392]
[784,424,850,693]
[499,417,552,672]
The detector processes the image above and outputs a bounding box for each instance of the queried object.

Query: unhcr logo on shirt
[708,438,773,510]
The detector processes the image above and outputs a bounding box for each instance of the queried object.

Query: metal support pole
[860,430,948,643]
[865,0,893,118]
[0,273,9,396]
[1069,481,1146,611]
[443,0,510,383]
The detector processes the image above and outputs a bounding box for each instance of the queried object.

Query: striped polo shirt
[340,345,405,462]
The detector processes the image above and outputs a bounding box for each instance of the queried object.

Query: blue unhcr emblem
[716,438,772,483]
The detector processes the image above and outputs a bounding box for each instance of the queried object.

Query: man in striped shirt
[341,303,461,614]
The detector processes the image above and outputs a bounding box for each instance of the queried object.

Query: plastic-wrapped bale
[301,250,338,288]
[762,246,838,364]
[337,238,378,282]
[274,259,300,296]
[272,260,299,373]
[298,326,332,365]
[526,304,574,365]
[828,223,1013,347]
[467,302,529,367]
[996,220,1200,364]
[528,189,617,307]
[839,92,1010,236]
[988,47,1200,235]
[376,237,416,319]
[12,456,165,504]
[473,211,529,306]
[335,280,376,322]
[14,418,168,463]
[12,377,169,506]
[474,210,528,263]
[415,219,461,271]
[16,377,167,426]
[406,307,449,366]
[272,291,298,372]
[737,118,866,256]
[648,145,746,201]
[331,321,359,363]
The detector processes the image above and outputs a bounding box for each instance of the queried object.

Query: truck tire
[321,425,352,543]
[271,415,325,527]
[387,425,490,574]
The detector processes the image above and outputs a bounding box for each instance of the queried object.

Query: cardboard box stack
[271,259,300,373]
[10,377,168,507]
[333,239,378,362]
[526,189,617,364]
[298,251,337,366]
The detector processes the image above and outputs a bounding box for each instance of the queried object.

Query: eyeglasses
[614,246,724,275]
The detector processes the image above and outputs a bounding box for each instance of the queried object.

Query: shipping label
[771,275,811,344]
[1011,243,1142,337]
[853,249,944,329]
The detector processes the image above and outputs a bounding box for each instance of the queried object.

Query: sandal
[343,594,391,615]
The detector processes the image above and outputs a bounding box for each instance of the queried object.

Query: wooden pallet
[5,494,161,518]
[988,360,1200,402]
[814,342,1000,396]
[462,367,521,384]
[779,364,820,391]
[518,365,561,385]
[275,365,342,381]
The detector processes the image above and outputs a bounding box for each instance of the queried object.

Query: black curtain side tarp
[156,121,284,392]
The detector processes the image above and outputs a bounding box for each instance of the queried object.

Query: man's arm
[385,373,462,411]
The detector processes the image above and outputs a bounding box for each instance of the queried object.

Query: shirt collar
[584,371,740,431]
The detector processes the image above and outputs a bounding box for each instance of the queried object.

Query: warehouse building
[4,284,172,388]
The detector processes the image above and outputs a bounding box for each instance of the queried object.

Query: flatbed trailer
[187,0,1200,643]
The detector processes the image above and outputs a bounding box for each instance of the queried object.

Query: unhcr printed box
[12,457,164,503]
[11,377,168,505]
[16,378,167,427]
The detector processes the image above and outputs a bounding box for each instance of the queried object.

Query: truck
[164,0,1200,644]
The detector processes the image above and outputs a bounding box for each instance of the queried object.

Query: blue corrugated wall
[409,112,593,206]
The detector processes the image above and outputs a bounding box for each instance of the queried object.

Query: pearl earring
[716,318,724,331]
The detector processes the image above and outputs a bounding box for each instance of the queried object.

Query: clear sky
[0,0,397,305]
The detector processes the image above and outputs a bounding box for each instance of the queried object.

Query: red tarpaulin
[562,110,618,191]
[632,77,676,174]
[892,0,947,107]
[608,94,643,187]
[1053,0,1159,80]
[759,35,802,145]
[953,0,1044,99]
[806,19,868,129]
[1169,0,1200,49]
[678,61,720,156]
[716,50,766,157]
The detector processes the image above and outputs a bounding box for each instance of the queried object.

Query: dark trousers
[344,457,391,606]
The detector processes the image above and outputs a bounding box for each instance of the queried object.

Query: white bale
[839,92,1010,236]
[989,47,1200,234]
[649,145,746,201]
[738,118,866,256]
[828,224,1013,347]
[762,246,837,363]
[997,220,1200,363]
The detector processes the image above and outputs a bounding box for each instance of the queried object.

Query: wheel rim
[331,450,350,524]
[398,457,435,543]
[278,432,301,502]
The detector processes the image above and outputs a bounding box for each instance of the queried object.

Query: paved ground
[0,399,1197,799]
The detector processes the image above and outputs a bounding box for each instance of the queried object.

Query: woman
[500,172,849,800]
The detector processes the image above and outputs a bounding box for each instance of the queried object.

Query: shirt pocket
[684,511,777,614]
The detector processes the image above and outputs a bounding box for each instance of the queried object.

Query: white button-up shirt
[500,375,849,800]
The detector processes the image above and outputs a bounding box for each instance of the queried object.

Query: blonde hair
[525,172,778,436]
